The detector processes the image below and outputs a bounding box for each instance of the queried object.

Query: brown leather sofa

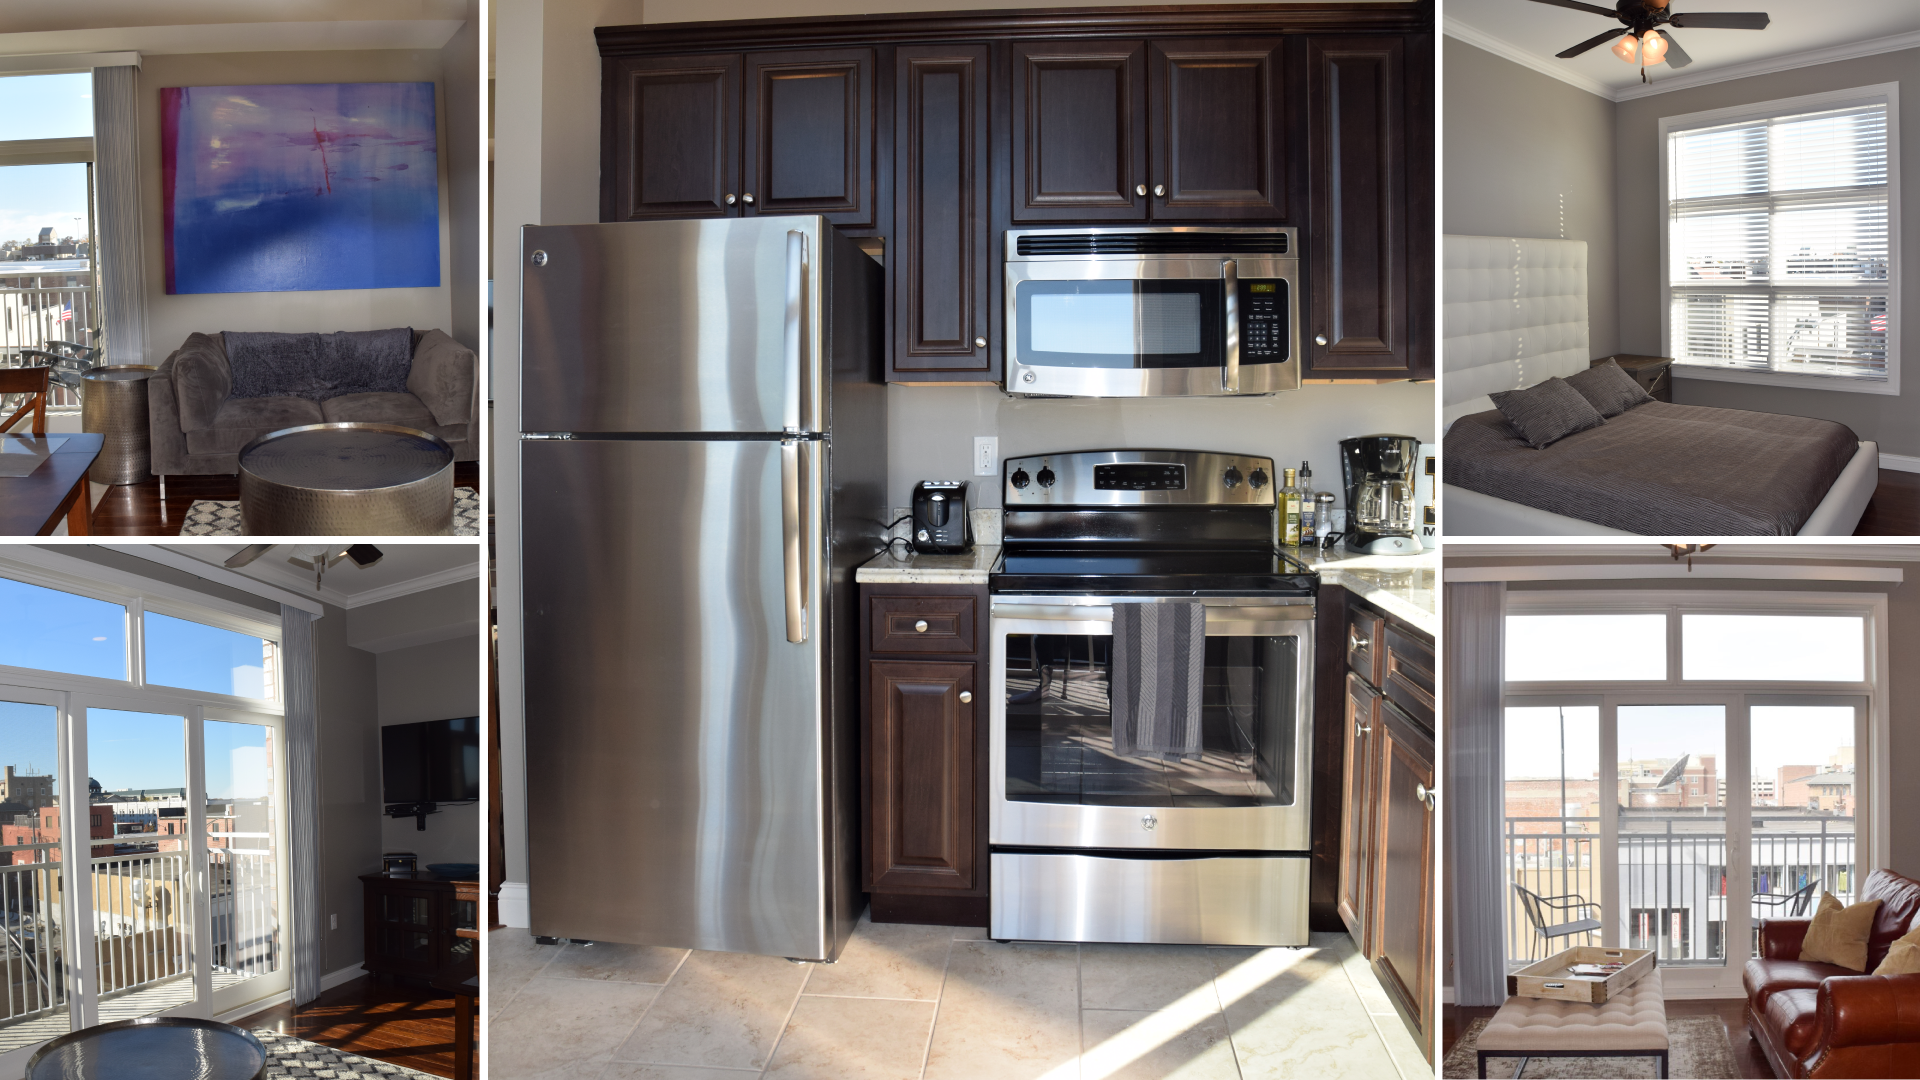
[1744,868,1920,1078]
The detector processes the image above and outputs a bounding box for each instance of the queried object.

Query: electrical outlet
[330,914,338,931]
[974,436,998,477]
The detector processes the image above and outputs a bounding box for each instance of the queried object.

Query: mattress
[1443,400,1859,535]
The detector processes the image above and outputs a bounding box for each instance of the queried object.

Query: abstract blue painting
[162,82,440,294]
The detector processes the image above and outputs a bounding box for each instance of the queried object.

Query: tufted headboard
[1442,235,1589,428]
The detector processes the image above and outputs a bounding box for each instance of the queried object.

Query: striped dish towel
[1110,601,1207,761]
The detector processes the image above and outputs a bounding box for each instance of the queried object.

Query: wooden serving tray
[1505,946,1655,1004]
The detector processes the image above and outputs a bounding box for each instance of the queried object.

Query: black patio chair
[1752,877,1819,919]
[1513,882,1602,961]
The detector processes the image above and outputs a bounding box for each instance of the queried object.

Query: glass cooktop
[991,548,1316,596]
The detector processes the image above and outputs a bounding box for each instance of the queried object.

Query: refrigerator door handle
[784,230,808,433]
[781,436,809,643]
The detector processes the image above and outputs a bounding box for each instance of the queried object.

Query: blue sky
[0,74,92,245]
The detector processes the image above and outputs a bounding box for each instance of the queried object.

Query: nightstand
[1593,354,1673,403]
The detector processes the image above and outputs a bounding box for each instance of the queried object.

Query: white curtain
[90,65,148,365]
[281,605,323,1005]
[1446,581,1509,1006]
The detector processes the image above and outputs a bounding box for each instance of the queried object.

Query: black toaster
[911,481,974,554]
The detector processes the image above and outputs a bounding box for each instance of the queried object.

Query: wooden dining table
[0,432,101,535]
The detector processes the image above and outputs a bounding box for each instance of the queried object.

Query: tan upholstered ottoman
[1475,968,1669,1078]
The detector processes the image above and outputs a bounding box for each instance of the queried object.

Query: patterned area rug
[256,1030,443,1078]
[179,488,480,536]
[1443,1015,1735,1078]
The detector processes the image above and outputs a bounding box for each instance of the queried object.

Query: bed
[1440,235,1878,536]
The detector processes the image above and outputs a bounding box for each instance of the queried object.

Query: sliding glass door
[0,689,69,1057]
[202,713,287,1016]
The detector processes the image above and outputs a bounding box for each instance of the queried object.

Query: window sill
[1672,364,1900,397]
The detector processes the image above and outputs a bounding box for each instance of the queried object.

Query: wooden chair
[1513,882,1603,960]
[0,365,52,435]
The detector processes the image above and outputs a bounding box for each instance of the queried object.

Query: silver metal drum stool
[238,422,455,535]
[80,364,156,485]
[26,1016,267,1080]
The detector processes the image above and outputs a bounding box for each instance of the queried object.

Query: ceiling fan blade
[1559,27,1629,59]
[1525,0,1624,16]
[223,544,274,569]
[345,544,384,568]
[1654,29,1693,70]
[1669,12,1770,30]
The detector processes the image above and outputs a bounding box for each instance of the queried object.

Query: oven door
[1005,257,1299,397]
[989,597,1313,852]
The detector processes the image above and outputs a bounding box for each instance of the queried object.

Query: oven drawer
[1382,625,1434,730]
[870,595,977,654]
[1347,607,1384,686]
[991,851,1308,946]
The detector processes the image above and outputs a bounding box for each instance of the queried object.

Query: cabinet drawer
[1382,625,1434,730]
[1346,608,1383,686]
[870,595,977,654]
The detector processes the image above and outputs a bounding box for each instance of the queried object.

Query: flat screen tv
[381,716,480,807]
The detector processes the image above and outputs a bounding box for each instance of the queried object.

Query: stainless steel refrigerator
[518,217,885,961]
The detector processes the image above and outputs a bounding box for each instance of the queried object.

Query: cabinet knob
[974,336,987,349]
[1356,723,1372,735]
[1416,782,1438,810]
[1349,631,1370,650]
[959,690,972,703]
[725,194,737,206]
[1135,184,1148,197]
[1315,334,1329,346]
[1152,184,1166,198]
[742,193,755,205]
[914,620,929,633]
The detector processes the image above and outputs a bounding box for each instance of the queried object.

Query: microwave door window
[1017,280,1222,370]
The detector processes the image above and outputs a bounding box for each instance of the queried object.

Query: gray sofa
[149,328,477,475]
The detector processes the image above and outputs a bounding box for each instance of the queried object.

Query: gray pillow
[1566,360,1654,417]
[224,328,413,401]
[316,328,414,397]
[1489,377,1607,449]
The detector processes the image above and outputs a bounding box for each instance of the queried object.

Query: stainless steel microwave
[1005,227,1300,398]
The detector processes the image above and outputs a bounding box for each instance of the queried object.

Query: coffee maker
[1339,435,1423,555]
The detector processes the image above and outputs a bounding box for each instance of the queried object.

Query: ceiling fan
[224,544,384,590]
[1528,0,1770,80]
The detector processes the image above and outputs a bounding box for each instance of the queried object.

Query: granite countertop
[856,544,999,584]
[1298,545,1438,636]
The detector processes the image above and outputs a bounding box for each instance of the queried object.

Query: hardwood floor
[1443,999,1775,1079]
[235,974,459,1078]
[1855,468,1920,536]
[84,461,480,536]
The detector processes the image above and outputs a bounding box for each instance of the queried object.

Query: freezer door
[521,437,836,958]
[522,218,827,434]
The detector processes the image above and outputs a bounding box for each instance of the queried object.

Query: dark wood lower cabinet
[1373,700,1434,1058]
[361,873,478,982]
[1336,672,1377,948]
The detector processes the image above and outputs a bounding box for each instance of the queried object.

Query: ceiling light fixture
[1530,0,1771,85]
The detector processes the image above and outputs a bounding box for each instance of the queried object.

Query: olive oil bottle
[1282,467,1303,546]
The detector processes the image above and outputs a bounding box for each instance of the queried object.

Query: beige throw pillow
[1875,942,1920,976]
[1798,892,1883,972]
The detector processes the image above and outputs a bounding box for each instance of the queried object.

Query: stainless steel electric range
[987,448,1317,946]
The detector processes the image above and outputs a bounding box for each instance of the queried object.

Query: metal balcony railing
[1,285,97,411]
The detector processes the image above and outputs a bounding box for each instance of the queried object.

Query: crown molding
[206,554,479,611]
[7,545,321,619]
[1443,16,1614,101]
[0,52,139,73]
[335,563,480,610]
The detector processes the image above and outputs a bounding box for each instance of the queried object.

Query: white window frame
[1501,589,1889,997]
[1659,83,1902,397]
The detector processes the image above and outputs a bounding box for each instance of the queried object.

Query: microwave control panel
[1239,280,1289,361]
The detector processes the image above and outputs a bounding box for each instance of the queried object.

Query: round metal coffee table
[26,1016,266,1080]
[80,364,157,485]
[238,422,455,536]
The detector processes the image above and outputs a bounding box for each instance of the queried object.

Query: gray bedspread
[1443,400,1859,535]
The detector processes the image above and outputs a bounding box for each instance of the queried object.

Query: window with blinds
[1666,98,1893,385]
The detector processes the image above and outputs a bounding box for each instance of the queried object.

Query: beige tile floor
[489,918,1432,1080]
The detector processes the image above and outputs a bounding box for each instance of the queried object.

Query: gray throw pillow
[224,331,329,400]
[1566,360,1654,417]
[315,328,414,397]
[1489,377,1607,449]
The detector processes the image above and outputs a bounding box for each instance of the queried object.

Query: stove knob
[1036,466,1056,488]
[1011,468,1031,490]
[1249,468,1269,489]
[1222,466,1242,490]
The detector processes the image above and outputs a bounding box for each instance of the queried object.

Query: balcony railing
[1505,813,1856,969]
[1,285,96,411]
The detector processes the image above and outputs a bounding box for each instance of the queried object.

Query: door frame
[199,706,292,1019]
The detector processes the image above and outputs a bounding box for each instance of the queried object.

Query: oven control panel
[1004,450,1276,506]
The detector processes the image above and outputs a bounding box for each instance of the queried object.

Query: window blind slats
[1668,101,1892,382]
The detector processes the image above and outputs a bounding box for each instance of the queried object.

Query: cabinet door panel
[604,54,741,222]
[1375,703,1434,1057]
[743,48,875,226]
[894,44,992,374]
[1011,41,1146,221]
[1337,672,1378,951]
[1149,39,1284,221]
[1306,37,1411,376]
[869,660,976,891]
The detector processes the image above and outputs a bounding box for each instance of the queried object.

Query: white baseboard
[1881,452,1920,473]
[499,880,530,928]
[321,962,367,991]
[212,964,368,1024]
[1660,985,1747,1000]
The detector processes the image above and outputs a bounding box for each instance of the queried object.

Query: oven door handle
[1221,258,1240,393]
[991,602,1313,633]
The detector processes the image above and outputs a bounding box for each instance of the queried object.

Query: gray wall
[313,600,382,977]
[1443,37,1618,359]
[1614,48,1920,456]
[376,636,482,868]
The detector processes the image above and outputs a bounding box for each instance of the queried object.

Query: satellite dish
[1653,753,1691,789]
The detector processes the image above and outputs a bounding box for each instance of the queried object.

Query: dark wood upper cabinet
[1010,40,1147,222]
[893,44,992,376]
[743,48,876,227]
[603,54,741,222]
[1305,36,1414,377]
[1148,39,1286,221]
